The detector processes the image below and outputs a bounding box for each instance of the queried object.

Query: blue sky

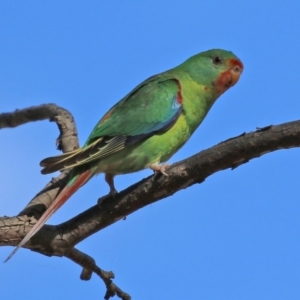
[1,1,300,299]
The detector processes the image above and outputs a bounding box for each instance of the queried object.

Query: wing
[41,75,183,173]
[87,76,182,140]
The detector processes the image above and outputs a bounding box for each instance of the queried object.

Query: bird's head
[179,49,244,96]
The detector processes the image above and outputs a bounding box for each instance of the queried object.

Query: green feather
[41,49,243,176]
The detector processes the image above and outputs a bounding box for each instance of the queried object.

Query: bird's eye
[212,56,222,65]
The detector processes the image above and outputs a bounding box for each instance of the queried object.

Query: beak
[228,59,244,87]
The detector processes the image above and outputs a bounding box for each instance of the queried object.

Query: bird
[5,49,243,262]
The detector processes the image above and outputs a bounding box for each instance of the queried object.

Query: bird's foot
[97,189,118,208]
[98,173,118,207]
[150,163,170,176]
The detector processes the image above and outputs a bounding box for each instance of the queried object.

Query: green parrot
[5,49,243,261]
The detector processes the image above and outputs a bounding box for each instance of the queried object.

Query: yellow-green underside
[92,113,191,175]
[91,77,217,175]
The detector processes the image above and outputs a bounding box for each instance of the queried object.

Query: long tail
[4,169,93,262]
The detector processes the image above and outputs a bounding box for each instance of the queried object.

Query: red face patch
[214,58,243,95]
[214,70,233,95]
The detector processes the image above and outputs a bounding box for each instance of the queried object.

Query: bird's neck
[182,79,219,135]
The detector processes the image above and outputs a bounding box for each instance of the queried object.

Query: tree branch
[2,105,300,299]
[2,120,299,242]
[22,120,300,250]
[0,103,79,152]
[65,248,131,300]
[0,104,78,216]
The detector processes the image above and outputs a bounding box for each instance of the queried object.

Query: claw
[150,163,170,176]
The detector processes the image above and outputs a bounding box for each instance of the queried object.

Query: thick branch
[1,120,299,254]
[1,105,300,299]
[52,121,300,247]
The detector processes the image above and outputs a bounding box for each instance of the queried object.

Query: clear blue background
[1,1,300,299]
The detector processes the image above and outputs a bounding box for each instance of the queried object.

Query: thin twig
[65,248,131,300]
[0,103,79,152]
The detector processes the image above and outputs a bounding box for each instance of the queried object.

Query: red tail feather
[4,170,92,262]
